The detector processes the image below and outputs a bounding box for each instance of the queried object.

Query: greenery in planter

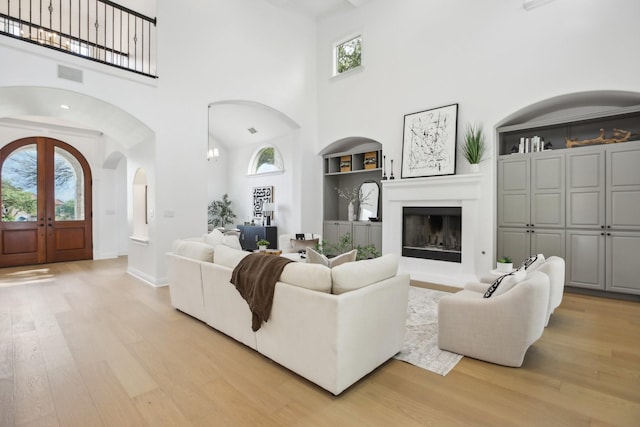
[208,194,237,228]
[315,233,380,261]
[497,256,513,264]
[461,122,486,165]
[256,239,270,247]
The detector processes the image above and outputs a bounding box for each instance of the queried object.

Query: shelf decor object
[340,155,352,172]
[382,155,387,180]
[364,151,377,169]
[565,128,639,148]
[401,103,458,178]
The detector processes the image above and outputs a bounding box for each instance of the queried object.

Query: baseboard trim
[127,267,167,288]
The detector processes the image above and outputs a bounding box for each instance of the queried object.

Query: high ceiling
[263,0,372,19]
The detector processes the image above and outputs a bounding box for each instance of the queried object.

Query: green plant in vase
[461,122,486,172]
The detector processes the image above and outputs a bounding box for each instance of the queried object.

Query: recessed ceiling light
[248,127,257,134]
[60,104,70,110]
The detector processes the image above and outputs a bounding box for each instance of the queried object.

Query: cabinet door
[497,227,530,266]
[352,222,369,248]
[323,221,352,248]
[530,228,565,260]
[606,231,640,295]
[531,153,565,228]
[566,148,605,229]
[566,230,605,290]
[369,222,382,253]
[607,143,640,231]
[498,158,530,227]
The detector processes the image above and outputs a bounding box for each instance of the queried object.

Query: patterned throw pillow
[520,253,545,271]
[290,238,319,253]
[483,268,526,298]
[306,247,357,268]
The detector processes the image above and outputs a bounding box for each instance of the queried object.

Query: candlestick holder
[381,155,388,180]
[390,159,395,180]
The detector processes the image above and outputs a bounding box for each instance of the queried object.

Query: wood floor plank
[0,257,639,426]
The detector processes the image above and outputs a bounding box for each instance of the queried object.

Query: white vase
[348,201,355,222]
[496,262,513,273]
[469,163,480,173]
[258,245,267,252]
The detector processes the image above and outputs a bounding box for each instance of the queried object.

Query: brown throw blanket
[230,253,293,331]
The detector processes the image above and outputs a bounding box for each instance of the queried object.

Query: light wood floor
[0,258,639,427]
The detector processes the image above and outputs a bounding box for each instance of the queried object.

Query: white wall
[316,0,640,278]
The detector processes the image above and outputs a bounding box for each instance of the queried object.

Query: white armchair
[438,271,550,367]
[466,256,565,326]
[278,233,322,254]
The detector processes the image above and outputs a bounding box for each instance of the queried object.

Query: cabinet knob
[607,225,611,229]
[531,230,535,233]
[607,233,611,236]
[531,224,534,227]
[601,232,605,236]
[601,225,605,229]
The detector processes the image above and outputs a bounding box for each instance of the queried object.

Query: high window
[249,146,284,175]
[335,35,362,75]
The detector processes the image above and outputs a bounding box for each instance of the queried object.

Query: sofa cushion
[521,253,545,271]
[331,254,398,295]
[214,244,249,269]
[203,229,225,246]
[203,229,243,250]
[290,238,319,252]
[306,247,357,268]
[174,240,214,262]
[483,268,526,298]
[279,262,332,293]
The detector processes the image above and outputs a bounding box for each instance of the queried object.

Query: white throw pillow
[174,241,214,262]
[214,244,249,269]
[203,229,225,247]
[331,254,398,295]
[306,247,357,268]
[222,234,242,250]
[279,262,332,293]
[483,268,526,298]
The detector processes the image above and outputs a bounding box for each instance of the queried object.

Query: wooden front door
[0,137,93,267]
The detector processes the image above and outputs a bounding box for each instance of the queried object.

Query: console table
[237,225,278,251]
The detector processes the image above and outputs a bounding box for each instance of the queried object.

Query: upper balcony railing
[1,0,157,78]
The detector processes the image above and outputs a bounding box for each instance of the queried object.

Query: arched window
[248,145,284,175]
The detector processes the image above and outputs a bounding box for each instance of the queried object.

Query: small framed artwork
[401,103,458,178]
[253,186,273,218]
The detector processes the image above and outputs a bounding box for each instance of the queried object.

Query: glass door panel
[1,144,38,222]
[54,147,85,221]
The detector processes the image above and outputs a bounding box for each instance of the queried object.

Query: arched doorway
[0,137,93,267]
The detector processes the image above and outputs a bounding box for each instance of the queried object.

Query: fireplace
[402,207,462,262]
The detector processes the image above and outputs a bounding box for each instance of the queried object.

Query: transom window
[249,145,284,175]
[335,34,362,75]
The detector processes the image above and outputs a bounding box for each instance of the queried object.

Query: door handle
[48,224,53,227]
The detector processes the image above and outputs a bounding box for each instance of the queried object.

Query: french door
[0,137,93,267]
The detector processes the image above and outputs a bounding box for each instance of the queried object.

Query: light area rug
[393,286,463,376]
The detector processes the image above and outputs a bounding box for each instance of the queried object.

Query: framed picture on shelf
[401,103,458,178]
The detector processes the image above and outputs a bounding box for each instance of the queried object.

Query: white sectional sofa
[167,240,410,395]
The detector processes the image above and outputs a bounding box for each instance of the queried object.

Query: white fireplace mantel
[382,173,485,287]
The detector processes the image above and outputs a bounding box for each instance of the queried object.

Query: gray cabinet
[353,222,382,253]
[498,227,565,267]
[498,151,565,265]
[565,142,640,295]
[323,221,352,248]
[498,152,565,229]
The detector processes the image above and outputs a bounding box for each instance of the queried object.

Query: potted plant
[208,194,237,229]
[256,239,270,251]
[461,122,486,173]
[496,256,513,273]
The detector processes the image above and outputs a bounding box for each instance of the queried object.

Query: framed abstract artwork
[252,186,273,218]
[401,103,458,178]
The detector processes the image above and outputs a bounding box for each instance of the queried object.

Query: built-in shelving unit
[496,105,640,297]
[322,141,383,250]
[498,105,640,156]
